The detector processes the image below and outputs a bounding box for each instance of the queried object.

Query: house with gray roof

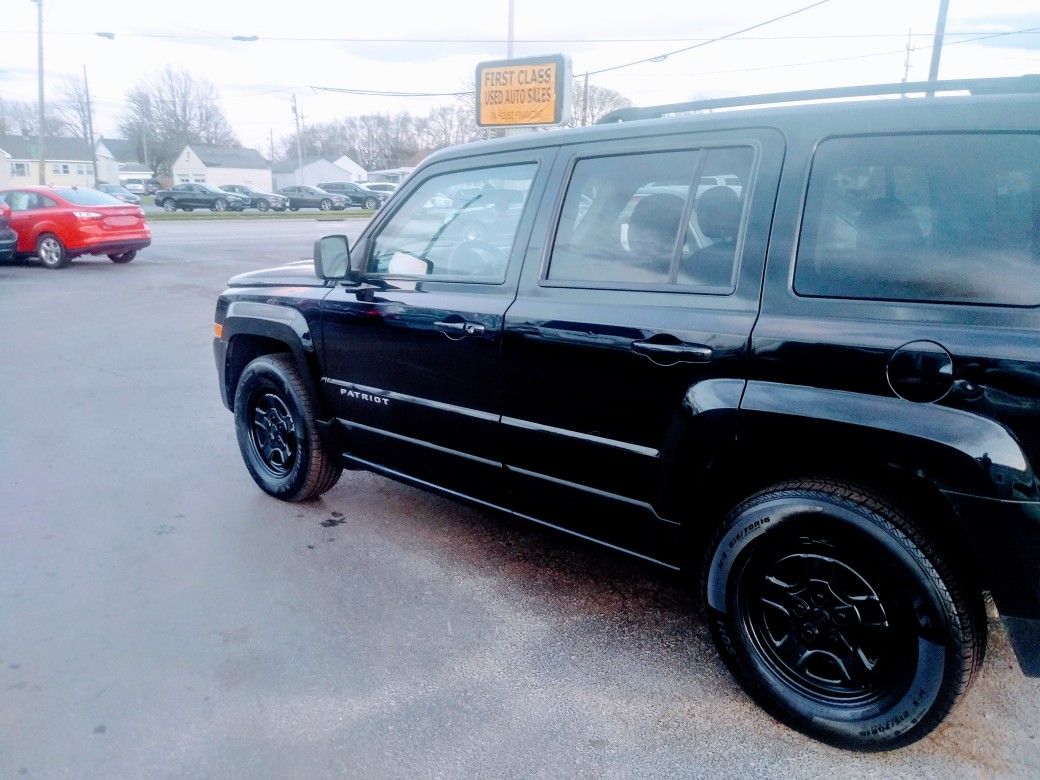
[95,137,149,184]
[272,156,362,189]
[0,134,96,187]
[171,144,272,190]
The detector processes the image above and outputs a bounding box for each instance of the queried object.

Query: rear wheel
[703,479,984,750]
[108,251,137,263]
[233,353,342,502]
[36,233,69,269]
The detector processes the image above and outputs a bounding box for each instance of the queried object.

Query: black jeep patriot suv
[214,77,1040,749]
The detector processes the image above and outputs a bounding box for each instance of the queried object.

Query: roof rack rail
[597,74,1040,124]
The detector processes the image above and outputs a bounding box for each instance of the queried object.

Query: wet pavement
[2,219,1038,778]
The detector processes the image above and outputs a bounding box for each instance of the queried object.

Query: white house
[331,155,367,182]
[273,157,354,189]
[0,149,10,187]
[95,137,146,185]
[171,144,272,190]
[0,135,96,187]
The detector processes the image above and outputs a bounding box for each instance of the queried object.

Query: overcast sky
[1,0,1039,154]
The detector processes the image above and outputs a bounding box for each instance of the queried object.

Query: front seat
[683,186,742,287]
[626,193,685,273]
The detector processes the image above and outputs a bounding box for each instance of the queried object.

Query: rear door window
[546,146,753,291]
[795,133,1040,306]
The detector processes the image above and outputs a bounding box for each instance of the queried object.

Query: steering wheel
[449,239,503,277]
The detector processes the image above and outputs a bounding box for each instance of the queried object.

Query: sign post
[475,54,572,129]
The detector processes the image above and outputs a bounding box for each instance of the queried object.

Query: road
[2,219,1038,778]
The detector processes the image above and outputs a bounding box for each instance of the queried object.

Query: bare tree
[568,82,632,126]
[0,97,68,136]
[55,75,91,142]
[118,66,238,175]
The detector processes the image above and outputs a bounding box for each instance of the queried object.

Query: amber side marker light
[214,323,223,338]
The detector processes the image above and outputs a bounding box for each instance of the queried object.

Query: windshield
[54,188,124,206]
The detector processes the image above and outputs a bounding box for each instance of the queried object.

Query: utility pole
[901,29,914,90]
[507,0,515,58]
[34,0,46,184]
[582,72,590,126]
[83,65,98,187]
[141,124,149,171]
[926,0,950,96]
[292,95,304,185]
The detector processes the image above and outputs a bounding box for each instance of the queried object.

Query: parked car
[121,178,147,195]
[0,185,150,268]
[0,201,16,262]
[144,178,161,195]
[360,181,398,196]
[99,183,142,205]
[316,181,385,210]
[278,185,347,211]
[212,76,1040,750]
[220,184,288,212]
[153,183,249,212]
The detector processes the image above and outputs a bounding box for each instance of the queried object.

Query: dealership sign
[475,54,572,128]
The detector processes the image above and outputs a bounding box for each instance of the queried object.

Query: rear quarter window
[794,133,1040,306]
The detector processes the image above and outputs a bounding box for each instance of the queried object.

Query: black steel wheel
[232,353,342,501]
[703,480,984,750]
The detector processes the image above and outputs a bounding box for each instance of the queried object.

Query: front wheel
[233,353,342,502]
[703,479,984,750]
[36,233,69,269]
[108,250,137,264]
[256,199,269,212]
[363,197,378,210]
[162,198,177,212]
[213,198,228,212]
[319,198,332,211]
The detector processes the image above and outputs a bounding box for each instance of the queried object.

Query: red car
[0,185,151,269]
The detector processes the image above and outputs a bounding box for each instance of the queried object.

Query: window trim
[791,130,1040,309]
[362,158,542,286]
[538,141,760,296]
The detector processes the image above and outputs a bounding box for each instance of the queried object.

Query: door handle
[631,339,713,364]
[434,320,487,339]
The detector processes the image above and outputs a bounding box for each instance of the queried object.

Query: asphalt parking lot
[2,218,1038,778]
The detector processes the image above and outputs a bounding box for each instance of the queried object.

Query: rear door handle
[631,339,713,364]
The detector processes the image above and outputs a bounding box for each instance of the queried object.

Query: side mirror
[313,234,356,281]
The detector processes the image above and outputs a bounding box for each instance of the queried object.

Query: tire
[213,198,228,213]
[233,353,342,502]
[319,198,332,211]
[184,207,194,212]
[363,197,378,210]
[289,205,299,212]
[36,233,69,269]
[162,198,177,212]
[256,199,269,212]
[703,479,984,750]
[108,250,137,264]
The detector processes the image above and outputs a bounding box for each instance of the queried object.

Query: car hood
[227,260,326,287]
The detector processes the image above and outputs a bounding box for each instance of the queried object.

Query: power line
[587,0,837,76]
[311,86,472,98]
[2,28,1038,43]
